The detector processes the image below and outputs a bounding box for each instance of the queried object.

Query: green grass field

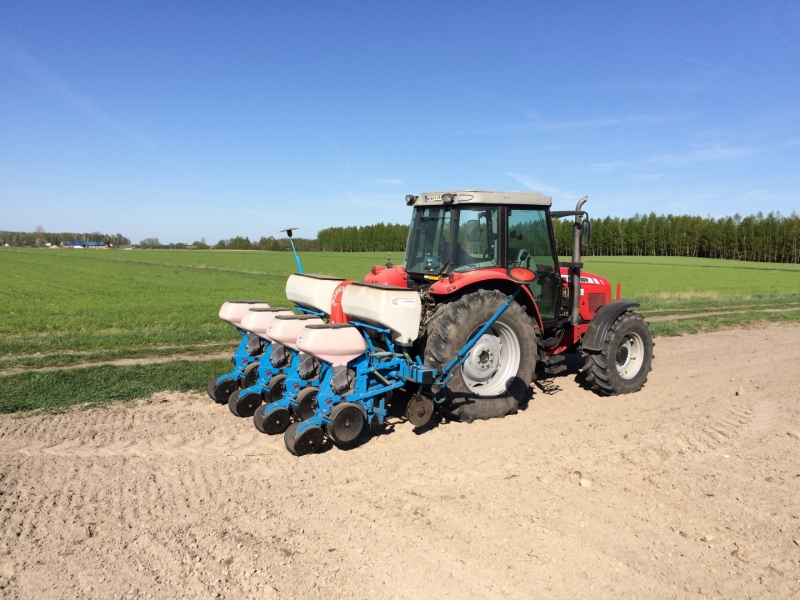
[1,247,799,412]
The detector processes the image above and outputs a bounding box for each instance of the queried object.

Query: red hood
[363,265,409,287]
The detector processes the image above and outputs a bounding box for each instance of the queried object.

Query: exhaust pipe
[570,197,588,325]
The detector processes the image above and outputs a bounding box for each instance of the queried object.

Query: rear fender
[429,270,544,332]
[581,301,640,352]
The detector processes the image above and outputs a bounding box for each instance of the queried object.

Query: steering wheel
[424,253,442,272]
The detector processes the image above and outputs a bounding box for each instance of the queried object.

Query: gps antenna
[280,228,304,274]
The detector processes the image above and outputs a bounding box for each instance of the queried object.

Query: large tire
[423,289,538,422]
[583,311,654,396]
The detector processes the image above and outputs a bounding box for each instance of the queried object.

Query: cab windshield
[404,205,499,274]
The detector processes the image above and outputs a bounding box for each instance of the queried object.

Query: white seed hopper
[239,308,294,338]
[297,324,368,367]
[285,274,346,315]
[219,300,270,328]
[341,283,422,345]
[268,315,325,350]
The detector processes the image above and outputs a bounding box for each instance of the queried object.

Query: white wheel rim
[461,322,521,396]
[616,332,644,380]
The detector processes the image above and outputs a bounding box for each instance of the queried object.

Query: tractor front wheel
[423,289,538,422]
[583,311,654,395]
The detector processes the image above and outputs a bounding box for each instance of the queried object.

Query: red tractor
[364,190,654,422]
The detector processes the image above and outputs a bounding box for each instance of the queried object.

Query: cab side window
[508,208,559,320]
[452,207,499,272]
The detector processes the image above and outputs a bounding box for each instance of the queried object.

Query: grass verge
[0,343,233,371]
[0,359,229,414]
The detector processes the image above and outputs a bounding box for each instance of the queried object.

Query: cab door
[506,208,561,322]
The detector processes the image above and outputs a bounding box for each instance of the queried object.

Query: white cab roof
[410,190,552,207]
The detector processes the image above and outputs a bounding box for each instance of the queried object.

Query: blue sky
[1,1,799,244]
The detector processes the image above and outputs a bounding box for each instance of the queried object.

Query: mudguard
[580,301,640,352]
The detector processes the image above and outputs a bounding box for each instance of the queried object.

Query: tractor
[207,190,654,453]
[362,190,654,422]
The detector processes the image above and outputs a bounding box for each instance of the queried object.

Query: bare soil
[1,324,799,599]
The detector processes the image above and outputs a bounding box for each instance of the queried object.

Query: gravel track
[1,323,799,598]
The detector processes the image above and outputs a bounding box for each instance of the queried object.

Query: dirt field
[1,324,799,599]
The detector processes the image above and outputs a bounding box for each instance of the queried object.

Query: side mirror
[581,219,592,247]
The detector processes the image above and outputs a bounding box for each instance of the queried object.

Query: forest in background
[551,211,800,263]
[3,211,798,263]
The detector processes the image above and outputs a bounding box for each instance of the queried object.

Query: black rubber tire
[228,390,243,417]
[253,404,270,433]
[325,402,366,447]
[293,387,319,421]
[214,378,239,406]
[583,311,654,396]
[206,377,218,402]
[292,425,325,456]
[266,374,287,404]
[243,361,260,389]
[284,422,300,454]
[230,390,262,418]
[255,405,291,435]
[423,289,538,422]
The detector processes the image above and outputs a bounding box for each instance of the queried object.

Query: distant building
[60,241,107,249]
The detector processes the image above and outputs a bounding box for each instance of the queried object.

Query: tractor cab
[400,191,566,329]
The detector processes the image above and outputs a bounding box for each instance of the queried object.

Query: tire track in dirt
[0,396,281,460]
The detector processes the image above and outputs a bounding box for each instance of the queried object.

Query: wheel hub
[462,334,501,383]
[616,333,644,380]
[616,345,629,366]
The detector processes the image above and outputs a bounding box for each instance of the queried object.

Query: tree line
[5,211,799,263]
[0,229,130,247]
[316,223,408,252]
[552,211,800,263]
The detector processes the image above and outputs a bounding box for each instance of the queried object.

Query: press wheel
[294,387,319,421]
[266,374,287,404]
[325,402,366,447]
[254,404,291,435]
[288,424,325,456]
[214,378,239,406]
[284,422,299,453]
[243,361,260,388]
[231,390,262,418]
[207,377,218,402]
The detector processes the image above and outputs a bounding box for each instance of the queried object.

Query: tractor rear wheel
[583,311,654,395]
[423,289,538,422]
